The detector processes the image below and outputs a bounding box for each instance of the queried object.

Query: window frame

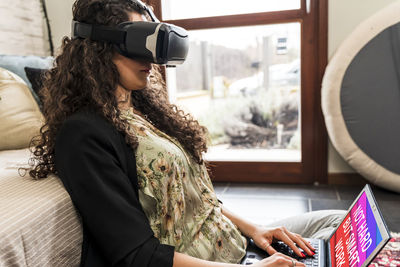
[147,0,329,184]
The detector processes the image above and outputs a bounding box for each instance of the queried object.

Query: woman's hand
[250,226,315,258]
[252,253,306,267]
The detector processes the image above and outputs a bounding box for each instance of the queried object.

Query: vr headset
[71,0,189,66]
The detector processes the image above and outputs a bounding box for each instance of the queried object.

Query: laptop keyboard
[271,240,320,267]
[242,239,320,266]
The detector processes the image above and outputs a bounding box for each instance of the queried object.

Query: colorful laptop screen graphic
[330,192,383,267]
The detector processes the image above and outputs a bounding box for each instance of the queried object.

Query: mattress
[0,148,82,266]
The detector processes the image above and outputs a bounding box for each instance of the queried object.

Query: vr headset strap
[72,20,126,44]
[133,0,159,22]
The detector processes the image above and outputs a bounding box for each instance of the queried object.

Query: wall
[44,0,75,52]
[0,0,50,56]
[45,0,399,174]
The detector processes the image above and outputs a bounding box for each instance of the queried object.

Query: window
[167,23,301,162]
[148,0,329,183]
[276,37,288,54]
[161,0,300,20]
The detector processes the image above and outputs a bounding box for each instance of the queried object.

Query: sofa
[0,55,82,266]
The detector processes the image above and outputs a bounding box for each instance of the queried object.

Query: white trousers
[264,209,347,240]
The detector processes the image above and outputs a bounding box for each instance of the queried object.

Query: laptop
[241,184,391,267]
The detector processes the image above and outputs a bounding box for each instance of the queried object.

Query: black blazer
[54,109,175,267]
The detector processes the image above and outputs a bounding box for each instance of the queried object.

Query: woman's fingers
[286,232,315,256]
[262,240,278,255]
[299,234,317,253]
[274,228,305,258]
[259,253,306,267]
[274,252,301,262]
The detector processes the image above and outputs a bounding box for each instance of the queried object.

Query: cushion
[24,67,47,108]
[0,55,53,105]
[0,67,44,150]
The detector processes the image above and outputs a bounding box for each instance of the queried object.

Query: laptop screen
[329,190,384,267]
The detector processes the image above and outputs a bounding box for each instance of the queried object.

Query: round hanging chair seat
[322,1,400,192]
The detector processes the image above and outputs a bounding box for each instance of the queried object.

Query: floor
[212,182,400,233]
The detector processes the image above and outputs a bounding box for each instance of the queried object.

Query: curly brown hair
[25,0,211,179]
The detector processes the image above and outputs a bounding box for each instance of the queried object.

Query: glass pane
[167,23,301,162]
[162,0,301,20]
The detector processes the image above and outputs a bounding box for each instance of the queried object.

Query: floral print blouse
[119,108,247,263]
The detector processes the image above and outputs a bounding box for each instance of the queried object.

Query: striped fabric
[0,148,82,267]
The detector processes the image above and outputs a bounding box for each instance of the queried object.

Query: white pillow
[0,67,44,150]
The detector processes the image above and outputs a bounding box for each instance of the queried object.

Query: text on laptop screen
[329,192,383,267]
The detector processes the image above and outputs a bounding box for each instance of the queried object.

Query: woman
[27,0,345,266]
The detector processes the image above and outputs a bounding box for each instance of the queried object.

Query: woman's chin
[136,78,150,90]
[130,82,148,91]
[138,82,148,90]
[122,77,149,91]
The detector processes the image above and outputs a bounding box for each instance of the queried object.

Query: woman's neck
[115,84,145,117]
[115,84,132,110]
